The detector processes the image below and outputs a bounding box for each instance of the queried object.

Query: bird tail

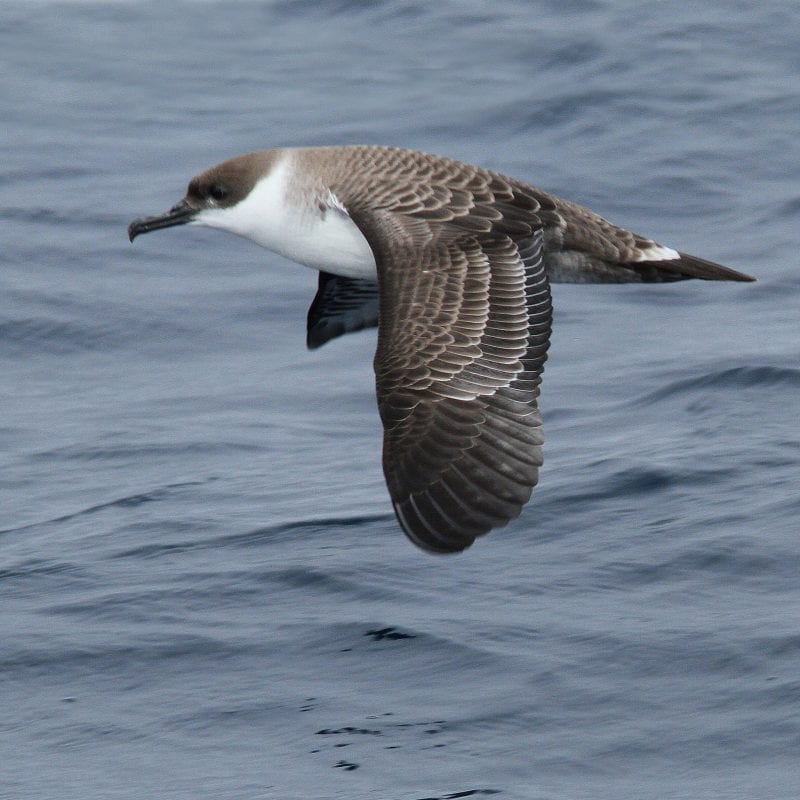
[638,252,756,282]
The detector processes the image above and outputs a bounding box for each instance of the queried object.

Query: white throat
[192,152,377,279]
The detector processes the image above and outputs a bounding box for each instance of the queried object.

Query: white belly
[268,200,378,279]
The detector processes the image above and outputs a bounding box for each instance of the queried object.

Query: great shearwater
[128,145,754,553]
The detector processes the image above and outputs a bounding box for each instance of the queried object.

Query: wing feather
[306,272,380,348]
[358,216,551,552]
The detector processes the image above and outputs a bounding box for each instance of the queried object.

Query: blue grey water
[1,2,798,798]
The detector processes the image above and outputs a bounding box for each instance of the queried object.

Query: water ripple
[0,315,190,356]
[636,365,800,405]
[0,482,205,536]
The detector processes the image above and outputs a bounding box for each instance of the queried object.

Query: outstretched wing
[372,230,551,552]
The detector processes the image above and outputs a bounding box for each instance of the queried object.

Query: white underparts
[192,152,378,279]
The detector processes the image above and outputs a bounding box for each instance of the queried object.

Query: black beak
[128,199,196,242]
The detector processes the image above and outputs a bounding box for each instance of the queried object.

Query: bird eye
[208,184,227,201]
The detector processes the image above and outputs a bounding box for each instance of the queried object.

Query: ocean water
[2,2,799,799]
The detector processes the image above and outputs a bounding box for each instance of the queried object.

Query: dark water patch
[636,365,800,405]
[109,535,217,562]
[0,558,86,582]
[0,482,205,536]
[220,514,392,550]
[109,513,391,561]
[311,713,456,770]
[40,721,147,752]
[539,405,583,423]
[755,635,800,661]
[366,627,416,641]
[541,39,605,70]
[618,283,717,306]
[1,206,127,230]
[666,540,798,582]
[0,558,92,598]
[572,631,760,680]
[0,314,192,356]
[1,634,243,678]
[771,194,800,220]
[31,440,264,464]
[270,0,380,20]
[163,700,289,734]
[0,166,97,186]
[594,540,797,590]
[741,271,800,297]
[645,173,729,205]
[571,464,673,499]
[594,712,800,768]
[1,206,78,225]
[512,89,624,132]
[0,316,120,355]
[538,0,602,11]
[325,622,501,673]
[333,759,359,770]
[413,792,500,800]
[42,580,263,623]
[264,567,400,603]
[559,463,735,504]
[757,678,800,712]
[80,484,201,512]
[317,725,382,736]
